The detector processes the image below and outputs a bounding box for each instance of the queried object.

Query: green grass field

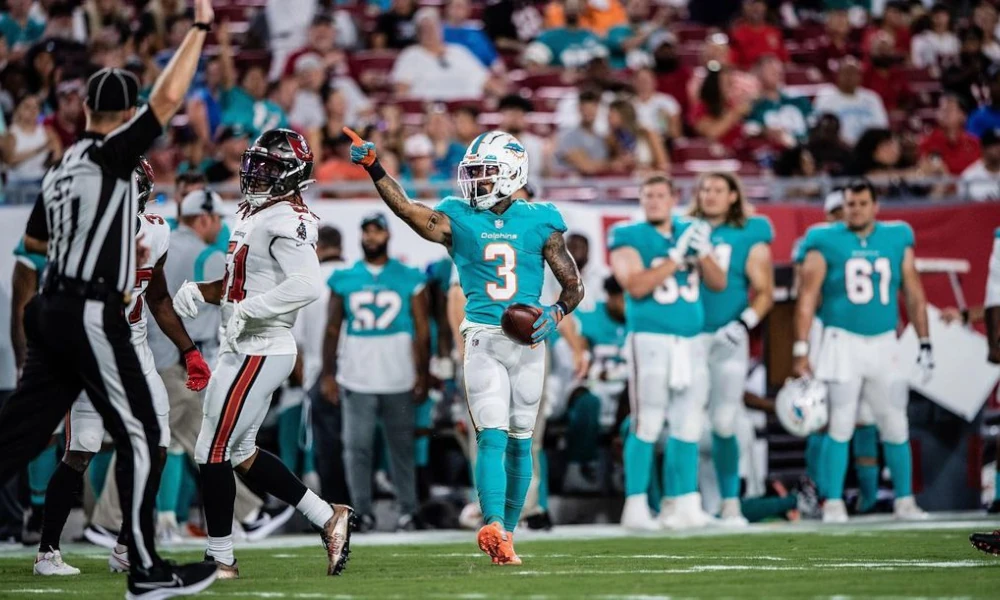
[2,528,999,599]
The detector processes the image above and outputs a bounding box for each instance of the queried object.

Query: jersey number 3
[484,243,517,301]
[650,258,699,304]
[845,257,891,305]
[222,242,250,302]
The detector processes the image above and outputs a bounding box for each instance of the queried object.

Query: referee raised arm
[0,0,219,596]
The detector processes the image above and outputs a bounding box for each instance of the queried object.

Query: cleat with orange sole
[477,522,518,565]
[506,533,522,566]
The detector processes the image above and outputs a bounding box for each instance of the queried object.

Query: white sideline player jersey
[128,214,171,345]
[220,201,320,355]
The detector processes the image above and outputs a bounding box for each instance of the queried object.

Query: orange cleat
[506,533,522,566]
[477,522,519,565]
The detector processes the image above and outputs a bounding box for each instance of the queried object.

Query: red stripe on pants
[208,356,264,463]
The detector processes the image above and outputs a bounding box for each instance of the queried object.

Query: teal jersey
[426,256,454,294]
[604,24,634,69]
[329,259,425,338]
[791,235,806,264]
[801,221,914,336]
[534,27,606,68]
[607,217,704,337]
[702,215,774,332]
[437,197,566,327]
[744,93,813,142]
[578,303,628,384]
[220,87,289,140]
[13,239,46,291]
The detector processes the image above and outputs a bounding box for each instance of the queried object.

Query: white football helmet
[775,376,829,437]
[457,131,529,211]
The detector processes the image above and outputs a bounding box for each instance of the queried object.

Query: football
[501,303,542,346]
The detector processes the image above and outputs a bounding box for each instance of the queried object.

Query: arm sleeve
[239,237,322,320]
[25,193,48,240]
[91,106,164,179]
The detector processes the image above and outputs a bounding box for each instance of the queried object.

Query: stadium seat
[672,139,734,162]
[674,23,709,44]
[348,50,400,92]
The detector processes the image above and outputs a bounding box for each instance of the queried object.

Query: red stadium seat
[672,139,734,162]
[674,23,709,44]
[520,70,576,90]
[784,65,825,86]
[348,50,400,92]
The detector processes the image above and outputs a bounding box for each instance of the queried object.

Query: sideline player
[345,127,584,565]
[609,174,726,531]
[794,179,932,523]
[172,129,354,577]
[29,160,212,575]
[690,172,774,526]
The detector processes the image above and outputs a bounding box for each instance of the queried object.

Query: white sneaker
[458,502,483,530]
[621,494,661,531]
[822,499,849,524]
[662,493,717,530]
[894,496,929,521]
[563,462,601,493]
[34,550,80,576]
[109,546,129,573]
[157,512,183,545]
[718,498,749,527]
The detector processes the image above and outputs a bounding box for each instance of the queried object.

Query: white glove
[429,355,455,381]
[224,303,248,350]
[717,320,749,350]
[688,221,713,258]
[668,223,696,265]
[173,281,204,319]
[916,339,934,384]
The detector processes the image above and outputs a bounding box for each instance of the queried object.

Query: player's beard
[362,241,388,261]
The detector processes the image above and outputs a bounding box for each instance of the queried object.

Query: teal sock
[666,437,699,496]
[156,451,185,513]
[503,436,533,532]
[414,398,433,468]
[475,429,508,526]
[995,465,1000,501]
[537,450,549,512]
[823,437,850,500]
[176,460,198,524]
[882,440,914,498]
[806,432,826,496]
[566,392,601,464]
[278,404,303,473]
[88,450,113,499]
[711,433,740,499]
[623,432,654,497]
[853,425,880,511]
[28,445,58,505]
[648,451,663,511]
[741,495,797,523]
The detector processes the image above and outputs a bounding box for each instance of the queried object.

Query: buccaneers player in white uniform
[172,129,353,578]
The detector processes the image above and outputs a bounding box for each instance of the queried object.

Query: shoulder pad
[268,203,319,244]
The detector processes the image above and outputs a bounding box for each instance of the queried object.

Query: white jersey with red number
[127,213,171,345]
[220,200,320,356]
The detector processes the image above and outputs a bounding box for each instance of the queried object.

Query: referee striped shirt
[25,106,163,295]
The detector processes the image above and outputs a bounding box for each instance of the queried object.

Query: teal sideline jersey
[578,302,628,426]
[607,217,704,337]
[329,259,425,338]
[533,28,606,68]
[800,221,914,336]
[13,238,46,279]
[437,197,566,327]
[702,215,774,332]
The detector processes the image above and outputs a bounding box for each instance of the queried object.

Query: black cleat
[970,531,1000,556]
[126,561,217,599]
[987,499,1000,514]
[525,511,553,531]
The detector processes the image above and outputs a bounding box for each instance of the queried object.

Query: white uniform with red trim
[194,200,321,465]
[68,214,172,452]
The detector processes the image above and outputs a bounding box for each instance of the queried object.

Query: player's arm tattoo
[373,175,452,247]
[147,253,197,352]
[543,231,585,314]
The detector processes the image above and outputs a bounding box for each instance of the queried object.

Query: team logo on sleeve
[297,221,307,241]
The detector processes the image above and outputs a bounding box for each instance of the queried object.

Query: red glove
[183,347,211,391]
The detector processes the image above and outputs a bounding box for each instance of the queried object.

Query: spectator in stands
[555,60,615,134]
[24,41,56,103]
[269,75,300,121]
[961,127,1000,201]
[315,131,368,184]
[443,0,502,70]
[454,104,482,147]
[0,0,46,61]
[686,32,759,115]
[264,0,318,80]
[943,26,994,112]
[543,0,627,37]
[1,94,60,185]
[918,94,981,176]
[524,0,608,69]
[806,113,851,176]
[910,3,959,71]
[379,103,407,157]
[290,53,328,140]
[498,94,548,183]
[816,8,858,76]
[88,37,125,69]
[83,0,132,47]
[555,88,615,175]
[203,125,249,185]
[689,62,751,148]
[186,56,226,151]
[850,127,948,198]
[863,0,911,60]
[605,0,664,70]
[284,14,340,76]
[32,2,88,73]
[649,30,692,116]
[688,0,742,28]
[813,57,889,145]
[42,79,84,150]
[729,0,788,70]
[863,30,908,112]
[773,145,822,197]
[320,88,349,160]
[744,55,813,149]
[606,98,669,173]
[425,104,467,179]
[633,66,681,142]
[138,0,187,54]
[154,11,209,88]
[973,0,1000,63]
[483,0,544,54]
[373,0,418,50]
[968,69,1000,138]
[390,8,496,100]
[401,133,448,199]
[221,64,290,140]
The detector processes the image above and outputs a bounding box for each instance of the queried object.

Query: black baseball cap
[981,128,1000,148]
[361,212,389,231]
[86,68,139,112]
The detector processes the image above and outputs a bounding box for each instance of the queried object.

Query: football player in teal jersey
[346,127,584,565]
[794,179,932,523]
[609,174,726,531]
[689,172,774,526]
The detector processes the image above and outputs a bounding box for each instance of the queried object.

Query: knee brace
[827,383,860,443]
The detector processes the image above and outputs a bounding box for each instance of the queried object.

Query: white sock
[296,490,334,527]
[207,534,235,566]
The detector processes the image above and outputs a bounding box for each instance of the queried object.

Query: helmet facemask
[134,158,154,214]
[240,148,315,208]
[459,161,507,210]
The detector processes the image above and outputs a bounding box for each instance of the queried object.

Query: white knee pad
[827,381,862,443]
[668,384,706,443]
[872,379,910,444]
[508,349,545,438]
[464,346,510,432]
[635,404,667,442]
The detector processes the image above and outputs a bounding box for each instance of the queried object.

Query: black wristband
[961,309,970,325]
[193,22,211,32]
[365,159,387,183]
[555,301,570,317]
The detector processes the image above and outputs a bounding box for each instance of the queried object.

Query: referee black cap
[86,68,140,112]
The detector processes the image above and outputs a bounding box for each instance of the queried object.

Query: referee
[0,1,219,596]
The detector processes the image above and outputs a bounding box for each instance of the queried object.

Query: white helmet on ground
[775,376,829,437]
[458,130,529,211]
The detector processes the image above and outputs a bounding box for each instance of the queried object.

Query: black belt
[41,274,129,304]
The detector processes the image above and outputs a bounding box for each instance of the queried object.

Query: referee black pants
[0,293,162,572]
